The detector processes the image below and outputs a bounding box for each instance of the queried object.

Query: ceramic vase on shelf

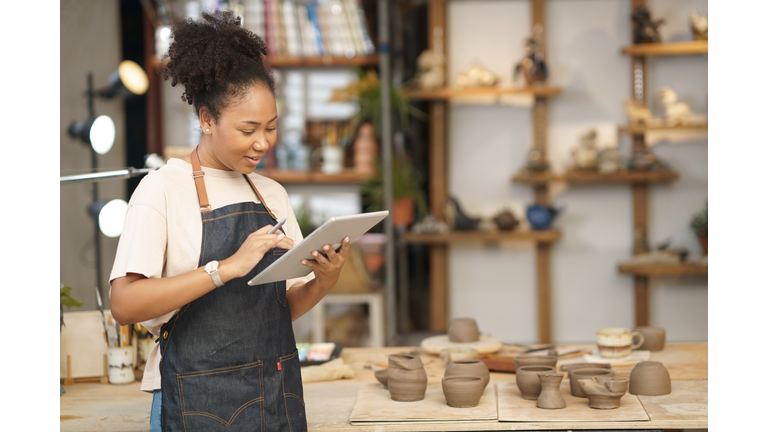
[536,372,566,409]
[387,354,428,402]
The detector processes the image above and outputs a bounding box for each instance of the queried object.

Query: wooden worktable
[60,342,707,431]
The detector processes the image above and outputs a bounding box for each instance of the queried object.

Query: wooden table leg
[634,275,650,327]
[536,241,552,344]
[429,245,448,331]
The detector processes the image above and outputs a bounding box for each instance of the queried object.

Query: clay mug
[516,365,555,400]
[629,361,671,396]
[374,369,388,388]
[387,354,428,402]
[444,360,490,390]
[513,354,557,371]
[634,327,666,351]
[596,327,644,358]
[448,318,480,343]
[568,368,615,397]
[442,376,485,408]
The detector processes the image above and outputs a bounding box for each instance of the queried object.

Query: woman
[109,11,348,432]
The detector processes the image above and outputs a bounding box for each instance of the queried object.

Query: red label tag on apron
[277,361,282,371]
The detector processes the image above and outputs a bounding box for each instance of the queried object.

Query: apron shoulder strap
[190,147,212,213]
[243,174,278,221]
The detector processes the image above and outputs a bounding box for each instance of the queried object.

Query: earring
[205,128,210,132]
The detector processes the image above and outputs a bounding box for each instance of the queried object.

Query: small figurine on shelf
[627,149,671,171]
[492,208,520,231]
[624,99,656,126]
[631,5,664,44]
[525,146,550,172]
[443,196,481,231]
[690,11,708,41]
[413,49,445,90]
[597,148,623,174]
[411,213,450,235]
[456,62,498,88]
[656,87,693,126]
[513,38,548,86]
[571,129,599,170]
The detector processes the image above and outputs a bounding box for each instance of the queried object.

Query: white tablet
[247,210,389,286]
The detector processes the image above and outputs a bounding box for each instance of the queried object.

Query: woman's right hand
[219,224,295,281]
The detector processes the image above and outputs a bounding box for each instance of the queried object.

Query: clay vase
[516,365,555,400]
[448,318,479,343]
[374,369,388,388]
[578,376,629,409]
[634,327,666,351]
[444,360,490,390]
[514,354,558,371]
[629,361,671,396]
[387,354,428,401]
[536,372,566,409]
[442,376,485,408]
[568,368,615,397]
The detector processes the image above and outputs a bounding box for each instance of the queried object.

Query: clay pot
[629,361,671,396]
[374,369,388,388]
[568,368,615,397]
[536,372,566,409]
[578,376,629,409]
[387,354,428,401]
[442,376,485,408]
[444,360,490,390]
[448,318,479,343]
[516,365,555,400]
[560,363,611,373]
[634,327,666,351]
[513,354,558,371]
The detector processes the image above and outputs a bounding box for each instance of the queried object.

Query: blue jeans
[150,389,161,432]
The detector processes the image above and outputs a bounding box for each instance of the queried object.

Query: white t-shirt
[109,158,313,392]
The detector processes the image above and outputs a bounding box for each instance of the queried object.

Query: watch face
[205,261,218,272]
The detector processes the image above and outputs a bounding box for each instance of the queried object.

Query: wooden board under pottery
[349,382,498,424]
[637,380,707,423]
[420,335,504,355]
[497,381,649,422]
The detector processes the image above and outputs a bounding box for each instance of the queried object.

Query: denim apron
[158,149,307,431]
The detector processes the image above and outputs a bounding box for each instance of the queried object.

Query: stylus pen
[268,218,287,234]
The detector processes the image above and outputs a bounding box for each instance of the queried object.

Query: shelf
[512,169,680,184]
[622,40,708,56]
[401,230,561,244]
[619,123,708,135]
[258,169,371,184]
[267,54,380,68]
[618,263,708,276]
[403,86,562,100]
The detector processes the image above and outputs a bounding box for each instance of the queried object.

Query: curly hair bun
[161,10,275,121]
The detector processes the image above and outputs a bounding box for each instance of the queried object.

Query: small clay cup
[516,365,555,400]
[536,372,566,409]
[629,361,671,395]
[578,376,629,409]
[374,369,388,388]
[442,375,485,408]
[444,360,490,390]
[568,368,615,397]
[387,354,428,402]
[560,363,611,373]
[448,318,480,343]
[634,327,666,351]
[513,354,558,371]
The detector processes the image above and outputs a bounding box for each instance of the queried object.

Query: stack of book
[242,0,376,58]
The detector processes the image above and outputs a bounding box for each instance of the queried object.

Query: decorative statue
[690,11,708,41]
[624,99,655,126]
[492,208,520,231]
[456,63,498,88]
[571,129,598,170]
[656,87,692,126]
[414,49,445,90]
[627,149,671,171]
[443,196,481,231]
[631,5,664,44]
[513,38,548,85]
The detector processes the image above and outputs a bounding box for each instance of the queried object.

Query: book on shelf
[296,3,318,56]
[281,0,303,56]
[274,0,288,55]
[243,0,266,38]
[350,0,375,54]
[342,0,365,55]
[306,2,326,55]
[263,0,280,54]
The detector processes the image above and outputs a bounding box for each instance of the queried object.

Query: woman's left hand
[301,237,351,290]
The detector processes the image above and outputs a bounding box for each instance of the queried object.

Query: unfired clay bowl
[448,318,480,343]
[442,375,485,408]
[568,368,615,397]
[444,360,490,390]
[629,361,671,395]
[374,369,388,388]
[516,365,555,400]
[578,376,629,409]
[634,327,666,351]
[513,354,558,371]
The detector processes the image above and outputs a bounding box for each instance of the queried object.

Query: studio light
[68,115,116,154]
[98,60,149,99]
[89,199,128,238]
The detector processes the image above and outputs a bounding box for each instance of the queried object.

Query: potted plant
[60,283,83,395]
[360,156,428,227]
[689,202,707,255]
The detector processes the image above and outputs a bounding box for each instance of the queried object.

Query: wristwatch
[204,260,224,288]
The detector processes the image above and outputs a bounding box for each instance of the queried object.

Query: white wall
[445,0,708,344]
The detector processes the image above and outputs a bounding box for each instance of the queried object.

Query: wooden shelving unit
[404,85,562,100]
[267,54,380,68]
[619,263,708,277]
[402,230,562,244]
[619,123,708,135]
[621,40,708,56]
[512,169,679,184]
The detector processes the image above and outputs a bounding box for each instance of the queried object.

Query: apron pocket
[177,361,263,430]
[280,351,307,432]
